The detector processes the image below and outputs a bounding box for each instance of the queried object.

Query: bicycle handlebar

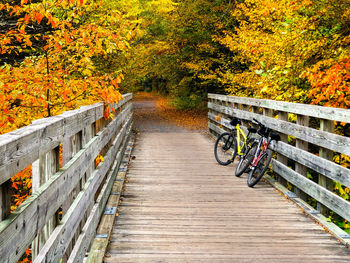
[252,118,263,126]
[252,118,280,141]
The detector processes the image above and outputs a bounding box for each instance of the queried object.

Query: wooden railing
[208,93,350,228]
[0,93,133,263]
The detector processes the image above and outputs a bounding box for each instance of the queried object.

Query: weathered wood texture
[208,93,350,123]
[0,93,133,263]
[208,93,350,221]
[105,132,350,262]
[86,135,134,263]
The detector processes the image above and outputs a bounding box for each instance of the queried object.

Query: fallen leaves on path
[134,92,208,131]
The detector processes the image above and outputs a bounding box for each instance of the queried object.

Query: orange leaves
[103,109,110,120]
[62,90,70,101]
[36,12,45,24]
[64,32,72,43]
[304,57,350,108]
[0,0,129,136]
[12,182,18,190]
[54,43,62,52]
[3,38,11,45]
[10,166,32,212]
[24,247,31,256]
[96,154,104,166]
[116,75,122,84]
[24,37,32,47]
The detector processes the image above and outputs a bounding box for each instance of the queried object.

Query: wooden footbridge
[1,93,350,262]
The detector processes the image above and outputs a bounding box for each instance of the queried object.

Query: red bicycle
[246,118,280,187]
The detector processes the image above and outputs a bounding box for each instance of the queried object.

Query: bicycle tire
[247,149,272,187]
[235,138,257,177]
[214,132,237,165]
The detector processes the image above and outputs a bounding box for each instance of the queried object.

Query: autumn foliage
[1,0,350,259]
[0,0,128,134]
[0,1,131,261]
[114,0,350,233]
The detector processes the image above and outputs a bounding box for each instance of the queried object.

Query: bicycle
[214,116,257,166]
[245,118,281,187]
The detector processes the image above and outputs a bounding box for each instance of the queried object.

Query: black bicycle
[244,118,280,187]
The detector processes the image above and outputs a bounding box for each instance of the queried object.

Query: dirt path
[132,93,207,133]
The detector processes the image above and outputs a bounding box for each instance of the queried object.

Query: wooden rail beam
[0,93,133,263]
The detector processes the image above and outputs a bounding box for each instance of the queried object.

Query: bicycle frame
[251,137,269,167]
[235,124,247,156]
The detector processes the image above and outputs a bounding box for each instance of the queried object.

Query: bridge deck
[104,97,350,262]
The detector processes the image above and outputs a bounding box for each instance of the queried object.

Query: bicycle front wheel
[214,132,237,165]
[247,149,272,187]
[235,138,257,177]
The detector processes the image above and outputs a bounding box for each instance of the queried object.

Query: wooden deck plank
[105,132,350,262]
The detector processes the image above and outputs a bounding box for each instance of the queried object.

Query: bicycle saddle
[248,127,257,133]
[270,131,281,141]
[228,116,241,126]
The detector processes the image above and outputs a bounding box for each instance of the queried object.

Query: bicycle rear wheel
[247,149,272,187]
[214,132,237,165]
[235,138,257,177]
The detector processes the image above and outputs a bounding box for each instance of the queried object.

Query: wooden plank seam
[264,174,350,248]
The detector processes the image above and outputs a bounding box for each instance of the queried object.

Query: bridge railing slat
[35,116,132,263]
[208,102,350,155]
[208,93,350,222]
[0,103,104,186]
[208,93,350,123]
[0,93,133,263]
[67,117,132,263]
[271,159,350,221]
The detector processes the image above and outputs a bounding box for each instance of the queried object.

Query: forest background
[0,0,349,261]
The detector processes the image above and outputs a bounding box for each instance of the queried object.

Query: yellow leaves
[147,0,176,14]
[96,154,104,166]
[217,0,350,105]
[82,69,92,77]
[116,75,122,84]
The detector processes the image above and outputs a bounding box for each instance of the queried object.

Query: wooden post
[81,124,95,232]
[263,108,273,117]
[0,180,11,220]
[208,96,218,137]
[62,131,82,262]
[242,104,250,127]
[32,147,60,260]
[235,103,241,111]
[207,96,211,135]
[294,115,309,200]
[96,118,109,156]
[252,106,259,114]
[277,111,288,186]
[228,100,234,110]
[317,119,334,215]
